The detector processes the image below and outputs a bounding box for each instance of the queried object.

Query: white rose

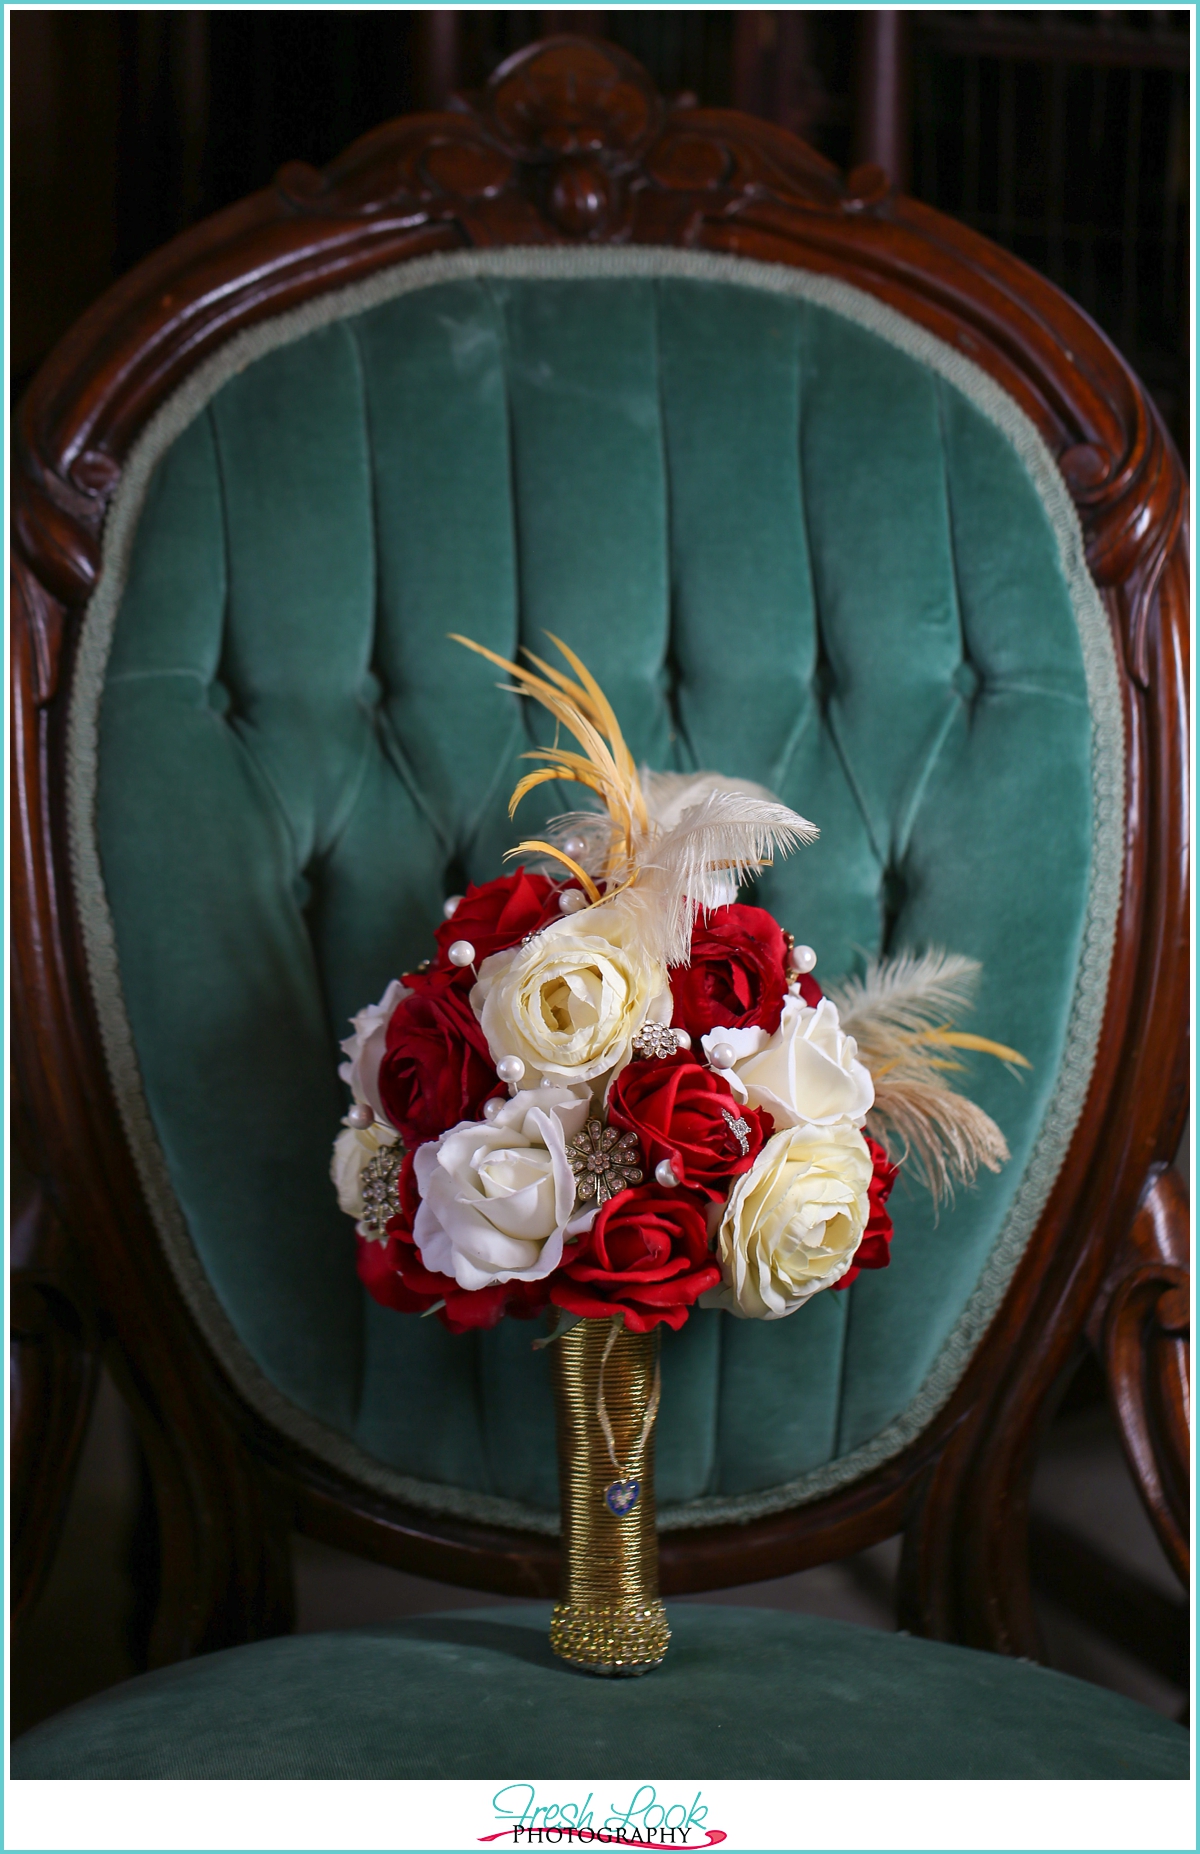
[338,978,409,1123]
[471,901,671,1087]
[413,1085,594,1290]
[331,1118,401,1237]
[705,1122,874,1319]
[701,995,873,1130]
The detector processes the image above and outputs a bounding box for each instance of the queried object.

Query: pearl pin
[674,1029,692,1050]
[347,1102,374,1129]
[483,1097,504,1122]
[558,889,588,915]
[561,836,587,861]
[655,1159,681,1188]
[496,1055,526,1085]
[442,894,464,920]
[709,1041,736,1071]
[789,944,817,975]
[448,939,476,968]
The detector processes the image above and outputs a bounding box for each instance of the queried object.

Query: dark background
[10,5,1191,1741]
[10,8,1191,448]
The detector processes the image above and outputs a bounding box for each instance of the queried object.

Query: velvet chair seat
[11,1604,1187,1780]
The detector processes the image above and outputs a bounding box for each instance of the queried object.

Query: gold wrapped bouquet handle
[550,1317,671,1676]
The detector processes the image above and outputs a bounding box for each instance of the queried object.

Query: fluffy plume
[632,788,817,965]
[827,949,1029,1205]
[641,769,783,830]
[830,948,984,1046]
[862,1078,1011,1208]
[540,808,623,883]
[452,633,817,963]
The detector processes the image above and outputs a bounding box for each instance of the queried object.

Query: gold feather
[503,840,602,904]
[452,633,817,964]
[451,633,644,880]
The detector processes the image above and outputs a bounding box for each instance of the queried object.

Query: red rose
[409,870,561,990]
[377,979,503,1149]
[356,1156,550,1332]
[357,1228,443,1316]
[356,1151,442,1314]
[670,904,791,1040]
[608,1052,772,1201]
[358,1233,551,1333]
[833,1135,899,1290]
[551,1183,721,1333]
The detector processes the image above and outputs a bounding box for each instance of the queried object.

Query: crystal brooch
[358,1144,405,1235]
[631,1024,687,1059]
[566,1119,644,1207]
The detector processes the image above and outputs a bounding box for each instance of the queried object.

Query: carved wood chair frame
[13,37,1189,1673]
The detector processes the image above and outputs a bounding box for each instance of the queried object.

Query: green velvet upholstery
[90,261,1102,1521]
[12,1604,1187,1779]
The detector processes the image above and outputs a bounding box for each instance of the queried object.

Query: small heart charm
[604,1478,640,1518]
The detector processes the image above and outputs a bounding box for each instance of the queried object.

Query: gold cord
[549,1318,671,1676]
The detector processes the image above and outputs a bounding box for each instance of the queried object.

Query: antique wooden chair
[12,39,1188,1778]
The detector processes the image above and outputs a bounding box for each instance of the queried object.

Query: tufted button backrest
[83,252,1116,1529]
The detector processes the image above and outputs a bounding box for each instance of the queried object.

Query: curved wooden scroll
[12,36,1189,1662]
[1096,1166,1190,1584]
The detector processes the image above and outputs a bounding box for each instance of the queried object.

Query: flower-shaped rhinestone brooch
[566,1119,644,1208]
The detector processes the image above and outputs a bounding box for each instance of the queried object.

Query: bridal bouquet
[332,637,1022,1342]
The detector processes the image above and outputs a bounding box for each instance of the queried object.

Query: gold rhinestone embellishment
[359,1144,405,1235]
[567,1119,644,1207]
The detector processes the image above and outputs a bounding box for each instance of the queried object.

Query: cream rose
[331,1118,401,1237]
[413,1085,593,1290]
[338,978,409,1123]
[701,995,873,1130]
[705,1122,874,1318]
[471,901,671,1087]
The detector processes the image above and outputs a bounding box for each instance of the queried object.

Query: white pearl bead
[789,944,817,974]
[655,1159,680,1188]
[561,836,587,861]
[539,1076,558,1089]
[483,1097,504,1122]
[673,1029,692,1050]
[496,1054,526,1085]
[558,889,588,914]
[442,894,464,919]
[447,939,476,967]
[347,1102,374,1129]
[709,1041,736,1071]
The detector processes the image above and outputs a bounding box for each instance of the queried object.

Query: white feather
[536,774,817,964]
[632,789,818,965]
[641,770,783,832]
[540,809,621,880]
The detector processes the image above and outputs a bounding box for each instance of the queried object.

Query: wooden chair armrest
[1096,1166,1190,1587]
